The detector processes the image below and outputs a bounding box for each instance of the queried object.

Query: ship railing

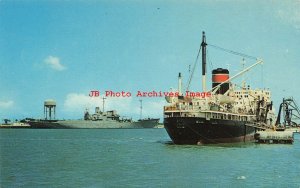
[164,106,177,111]
[164,105,198,111]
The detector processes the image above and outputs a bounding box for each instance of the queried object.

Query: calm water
[0,129,299,188]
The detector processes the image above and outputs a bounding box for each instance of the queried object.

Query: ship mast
[139,99,143,120]
[201,31,207,92]
[102,97,106,112]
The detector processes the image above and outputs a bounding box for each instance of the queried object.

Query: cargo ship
[163,32,275,144]
[26,100,159,129]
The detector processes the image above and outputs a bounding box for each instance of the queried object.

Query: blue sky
[1,0,300,121]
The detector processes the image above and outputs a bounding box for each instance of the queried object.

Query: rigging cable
[261,63,264,88]
[186,42,259,91]
[208,43,258,60]
[186,45,202,91]
[207,49,214,74]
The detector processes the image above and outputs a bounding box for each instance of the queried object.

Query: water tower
[44,99,56,120]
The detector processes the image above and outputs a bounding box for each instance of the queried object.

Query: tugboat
[163,32,275,144]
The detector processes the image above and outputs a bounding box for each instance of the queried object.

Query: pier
[254,130,294,144]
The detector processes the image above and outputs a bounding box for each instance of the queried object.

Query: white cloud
[0,100,14,109]
[44,55,66,71]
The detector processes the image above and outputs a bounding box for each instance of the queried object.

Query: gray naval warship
[27,100,159,129]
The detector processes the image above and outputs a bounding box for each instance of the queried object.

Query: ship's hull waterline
[28,118,159,129]
[164,117,259,144]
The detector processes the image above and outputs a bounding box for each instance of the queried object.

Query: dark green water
[1,129,299,187]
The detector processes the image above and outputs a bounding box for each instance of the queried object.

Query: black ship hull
[164,117,257,144]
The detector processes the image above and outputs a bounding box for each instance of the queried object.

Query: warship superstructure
[164,32,275,144]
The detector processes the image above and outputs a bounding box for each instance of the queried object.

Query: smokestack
[212,68,229,94]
